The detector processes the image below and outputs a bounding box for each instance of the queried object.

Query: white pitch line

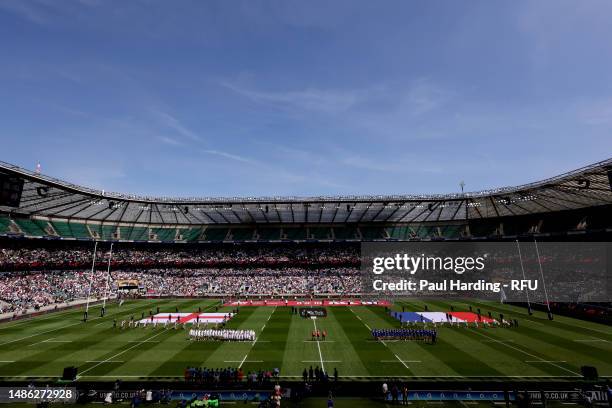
[392,353,410,370]
[0,301,146,347]
[267,374,610,379]
[0,305,98,330]
[494,304,612,336]
[349,308,411,372]
[0,375,63,378]
[301,360,342,363]
[77,329,170,378]
[237,306,275,369]
[523,317,611,340]
[352,312,372,330]
[469,329,580,376]
[85,360,124,363]
[28,338,60,347]
[304,340,335,343]
[311,318,325,372]
[525,360,566,363]
[128,340,160,343]
[77,375,185,378]
[224,360,263,363]
[574,339,609,342]
[480,303,612,337]
[281,375,589,378]
[381,360,422,363]
[0,300,134,331]
[566,324,612,336]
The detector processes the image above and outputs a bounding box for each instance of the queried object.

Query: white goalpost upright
[515,239,532,315]
[533,238,553,320]
[84,240,98,321]
[101,242,114,317]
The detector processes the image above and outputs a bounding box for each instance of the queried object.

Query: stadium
[0,159,610,406]
[2,2,612,406]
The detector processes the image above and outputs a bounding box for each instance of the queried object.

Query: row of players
[372,328,437,344]
[114,319,229,330]
[116,319,186,329]
[398,319,519,328]
[188,329,256,341]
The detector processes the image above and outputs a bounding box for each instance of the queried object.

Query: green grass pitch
[0,299,610,381]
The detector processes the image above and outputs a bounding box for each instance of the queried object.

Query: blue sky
[1,0,611,197]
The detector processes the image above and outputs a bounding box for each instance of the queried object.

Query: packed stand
[0,267,361,315]
[0,244,359,271]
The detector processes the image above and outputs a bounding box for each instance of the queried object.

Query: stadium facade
[1,159,611,392]
[1,159,611,242]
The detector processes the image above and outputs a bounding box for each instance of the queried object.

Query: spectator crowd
[0,243,364,315]
[0,244,359,271]
[0,267,362,315]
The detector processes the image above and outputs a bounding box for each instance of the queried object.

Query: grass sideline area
[0,299,610,381]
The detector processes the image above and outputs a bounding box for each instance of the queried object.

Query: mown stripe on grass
[319,307,372,377]
[0,302,110,331]
[0,301,149,348]
[466,299,612,338]
[242,306,290,373]
[337,307,412,377]
[421,300,582,377]
[201,306,274,369]
[280,308,308,377]
[374,303,507,377]
[147,303,256,376]
[0,300,182,378]
[80,299,209,378]
[356,306,459,377]
[414,300,558,377]
[1,299,173,358]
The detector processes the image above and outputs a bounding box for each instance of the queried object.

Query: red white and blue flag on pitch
[392,311,495,323]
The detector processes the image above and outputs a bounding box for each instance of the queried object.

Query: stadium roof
[0,159,611,225]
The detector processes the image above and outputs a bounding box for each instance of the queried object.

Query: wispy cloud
[158,136,183,146]
[0,1,48,24]
[152,109,202,141]
[340,155,406,173]
[0,0,98,25]
[517,1,612,68]
[339,78,454,141]
[52,161,127,191]
[252,140,327,166]
[221,81,368,114]
[339,152,444,175]
[201,149,259,165]
[402,78,451,117]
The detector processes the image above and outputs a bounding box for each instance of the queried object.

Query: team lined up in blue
[371,328,437,343]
